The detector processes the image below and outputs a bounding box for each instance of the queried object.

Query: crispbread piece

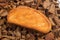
[7,6,52,33]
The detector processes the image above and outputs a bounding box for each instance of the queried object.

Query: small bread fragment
[7,6,52,33]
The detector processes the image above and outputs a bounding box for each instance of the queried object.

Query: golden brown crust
[7,6,52,33]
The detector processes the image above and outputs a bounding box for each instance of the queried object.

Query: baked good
[7,6,52,33]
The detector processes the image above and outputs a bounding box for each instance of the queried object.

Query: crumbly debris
[0,0,60,40]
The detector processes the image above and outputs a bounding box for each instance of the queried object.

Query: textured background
[0,0,60,40]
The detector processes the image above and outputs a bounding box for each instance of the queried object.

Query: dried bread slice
[7,6,52,33]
